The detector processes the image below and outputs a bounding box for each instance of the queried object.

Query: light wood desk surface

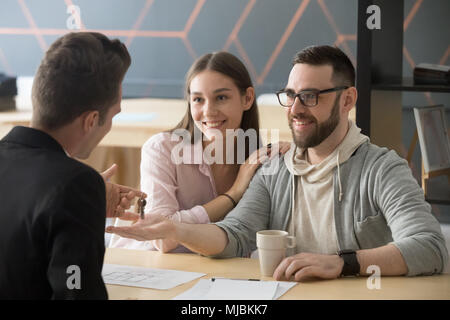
[105,248,450,300]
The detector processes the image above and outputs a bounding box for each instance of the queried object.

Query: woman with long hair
[111,51,288,252]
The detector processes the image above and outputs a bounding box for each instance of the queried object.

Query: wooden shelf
[372,78,450,93]
[426,198,450,205]
[425,176,450,205]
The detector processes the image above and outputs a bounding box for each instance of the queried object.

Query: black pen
[211,277,260,282]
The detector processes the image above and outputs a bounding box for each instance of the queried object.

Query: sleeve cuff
[207,223,238,258]
[175,205,210,224]
[392,238,444,276]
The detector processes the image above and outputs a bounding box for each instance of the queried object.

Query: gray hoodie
[284,120,369,255]
[213,138,449,276]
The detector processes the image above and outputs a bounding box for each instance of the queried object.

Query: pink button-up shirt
[111,132,217,252]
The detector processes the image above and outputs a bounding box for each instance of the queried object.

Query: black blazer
[0,126,108,299]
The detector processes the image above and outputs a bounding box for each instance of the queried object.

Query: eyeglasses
[276,86,349,108]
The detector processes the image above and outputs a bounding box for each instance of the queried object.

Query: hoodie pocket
[354,212,393,248]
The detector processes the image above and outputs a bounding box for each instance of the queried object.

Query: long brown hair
[171,51,261,158]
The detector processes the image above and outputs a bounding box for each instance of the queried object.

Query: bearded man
[107,45,448,281]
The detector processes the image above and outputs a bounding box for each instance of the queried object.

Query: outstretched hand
[101,164,147,219]
[105,213,175,241]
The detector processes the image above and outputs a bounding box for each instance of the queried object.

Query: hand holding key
[100,164,147,219]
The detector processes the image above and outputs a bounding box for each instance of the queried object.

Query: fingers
[117,184,147,198]
[279,141,291,154]
[118,184,147,199]
[105,226,147,241]
[106,225,143,238]
[105,217,167,241]
[119,192,133,209]
[116,211,140,221]
[105,226,122,233]
[246,155,269,168]
[273,257,289,280]
[111,186,147,211]
[119,190,135,200]
[273,253,343,282]
[273,255,311,281]
[247,146,270,165]
[266,141,291,158]
[106,205,127,219]
[101,164,118,181]
[284,258,309,280]
[246,142,291,165]
[273,256,300,281]
[116,190,147,214]
[115,205,124,216]
[104,176,147,219]
[293,266,319,281]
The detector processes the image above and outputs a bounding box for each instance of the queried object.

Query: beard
[289,95,341,149]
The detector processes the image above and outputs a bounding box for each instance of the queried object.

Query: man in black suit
[0,32,143,299]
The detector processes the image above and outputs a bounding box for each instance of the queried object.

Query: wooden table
[104,248,450,300]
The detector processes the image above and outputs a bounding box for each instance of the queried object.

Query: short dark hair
[32,32,131,130]
[292,45,355,86]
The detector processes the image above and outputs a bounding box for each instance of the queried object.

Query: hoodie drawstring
[337,150,343,202]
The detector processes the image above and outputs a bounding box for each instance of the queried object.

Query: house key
[137,196,146,219]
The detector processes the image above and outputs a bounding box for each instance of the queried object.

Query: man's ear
[243,87,255,111]
[341,87,357,113]
[81,110,99,133]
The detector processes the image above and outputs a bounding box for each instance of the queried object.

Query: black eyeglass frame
[276,86,349,108]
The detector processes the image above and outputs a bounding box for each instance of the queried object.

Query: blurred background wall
[0,0,449,219]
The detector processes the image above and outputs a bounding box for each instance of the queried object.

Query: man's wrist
[336,254,345,275]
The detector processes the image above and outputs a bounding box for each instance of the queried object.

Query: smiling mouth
[203,120,226,129]
[290,117,316,133]
[292,118,314,126]
[294,119,313,124]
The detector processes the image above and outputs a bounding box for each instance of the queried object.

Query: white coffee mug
[256,230,296,277]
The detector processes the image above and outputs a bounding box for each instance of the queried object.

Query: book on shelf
[0,73,17,111]
[413,63,450,85]
[0,73,17,96]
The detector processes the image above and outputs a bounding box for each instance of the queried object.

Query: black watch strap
[337,250,360,276]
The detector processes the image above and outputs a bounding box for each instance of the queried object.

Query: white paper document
[102,264,205,290]
[173,278,297,300]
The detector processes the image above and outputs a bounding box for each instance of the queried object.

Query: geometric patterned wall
[0,0,354,97]
[0,0,448,101]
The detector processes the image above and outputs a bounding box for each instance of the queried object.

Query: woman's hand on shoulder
[228,141,291,201]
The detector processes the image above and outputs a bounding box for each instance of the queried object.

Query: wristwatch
[337,250,360,276]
